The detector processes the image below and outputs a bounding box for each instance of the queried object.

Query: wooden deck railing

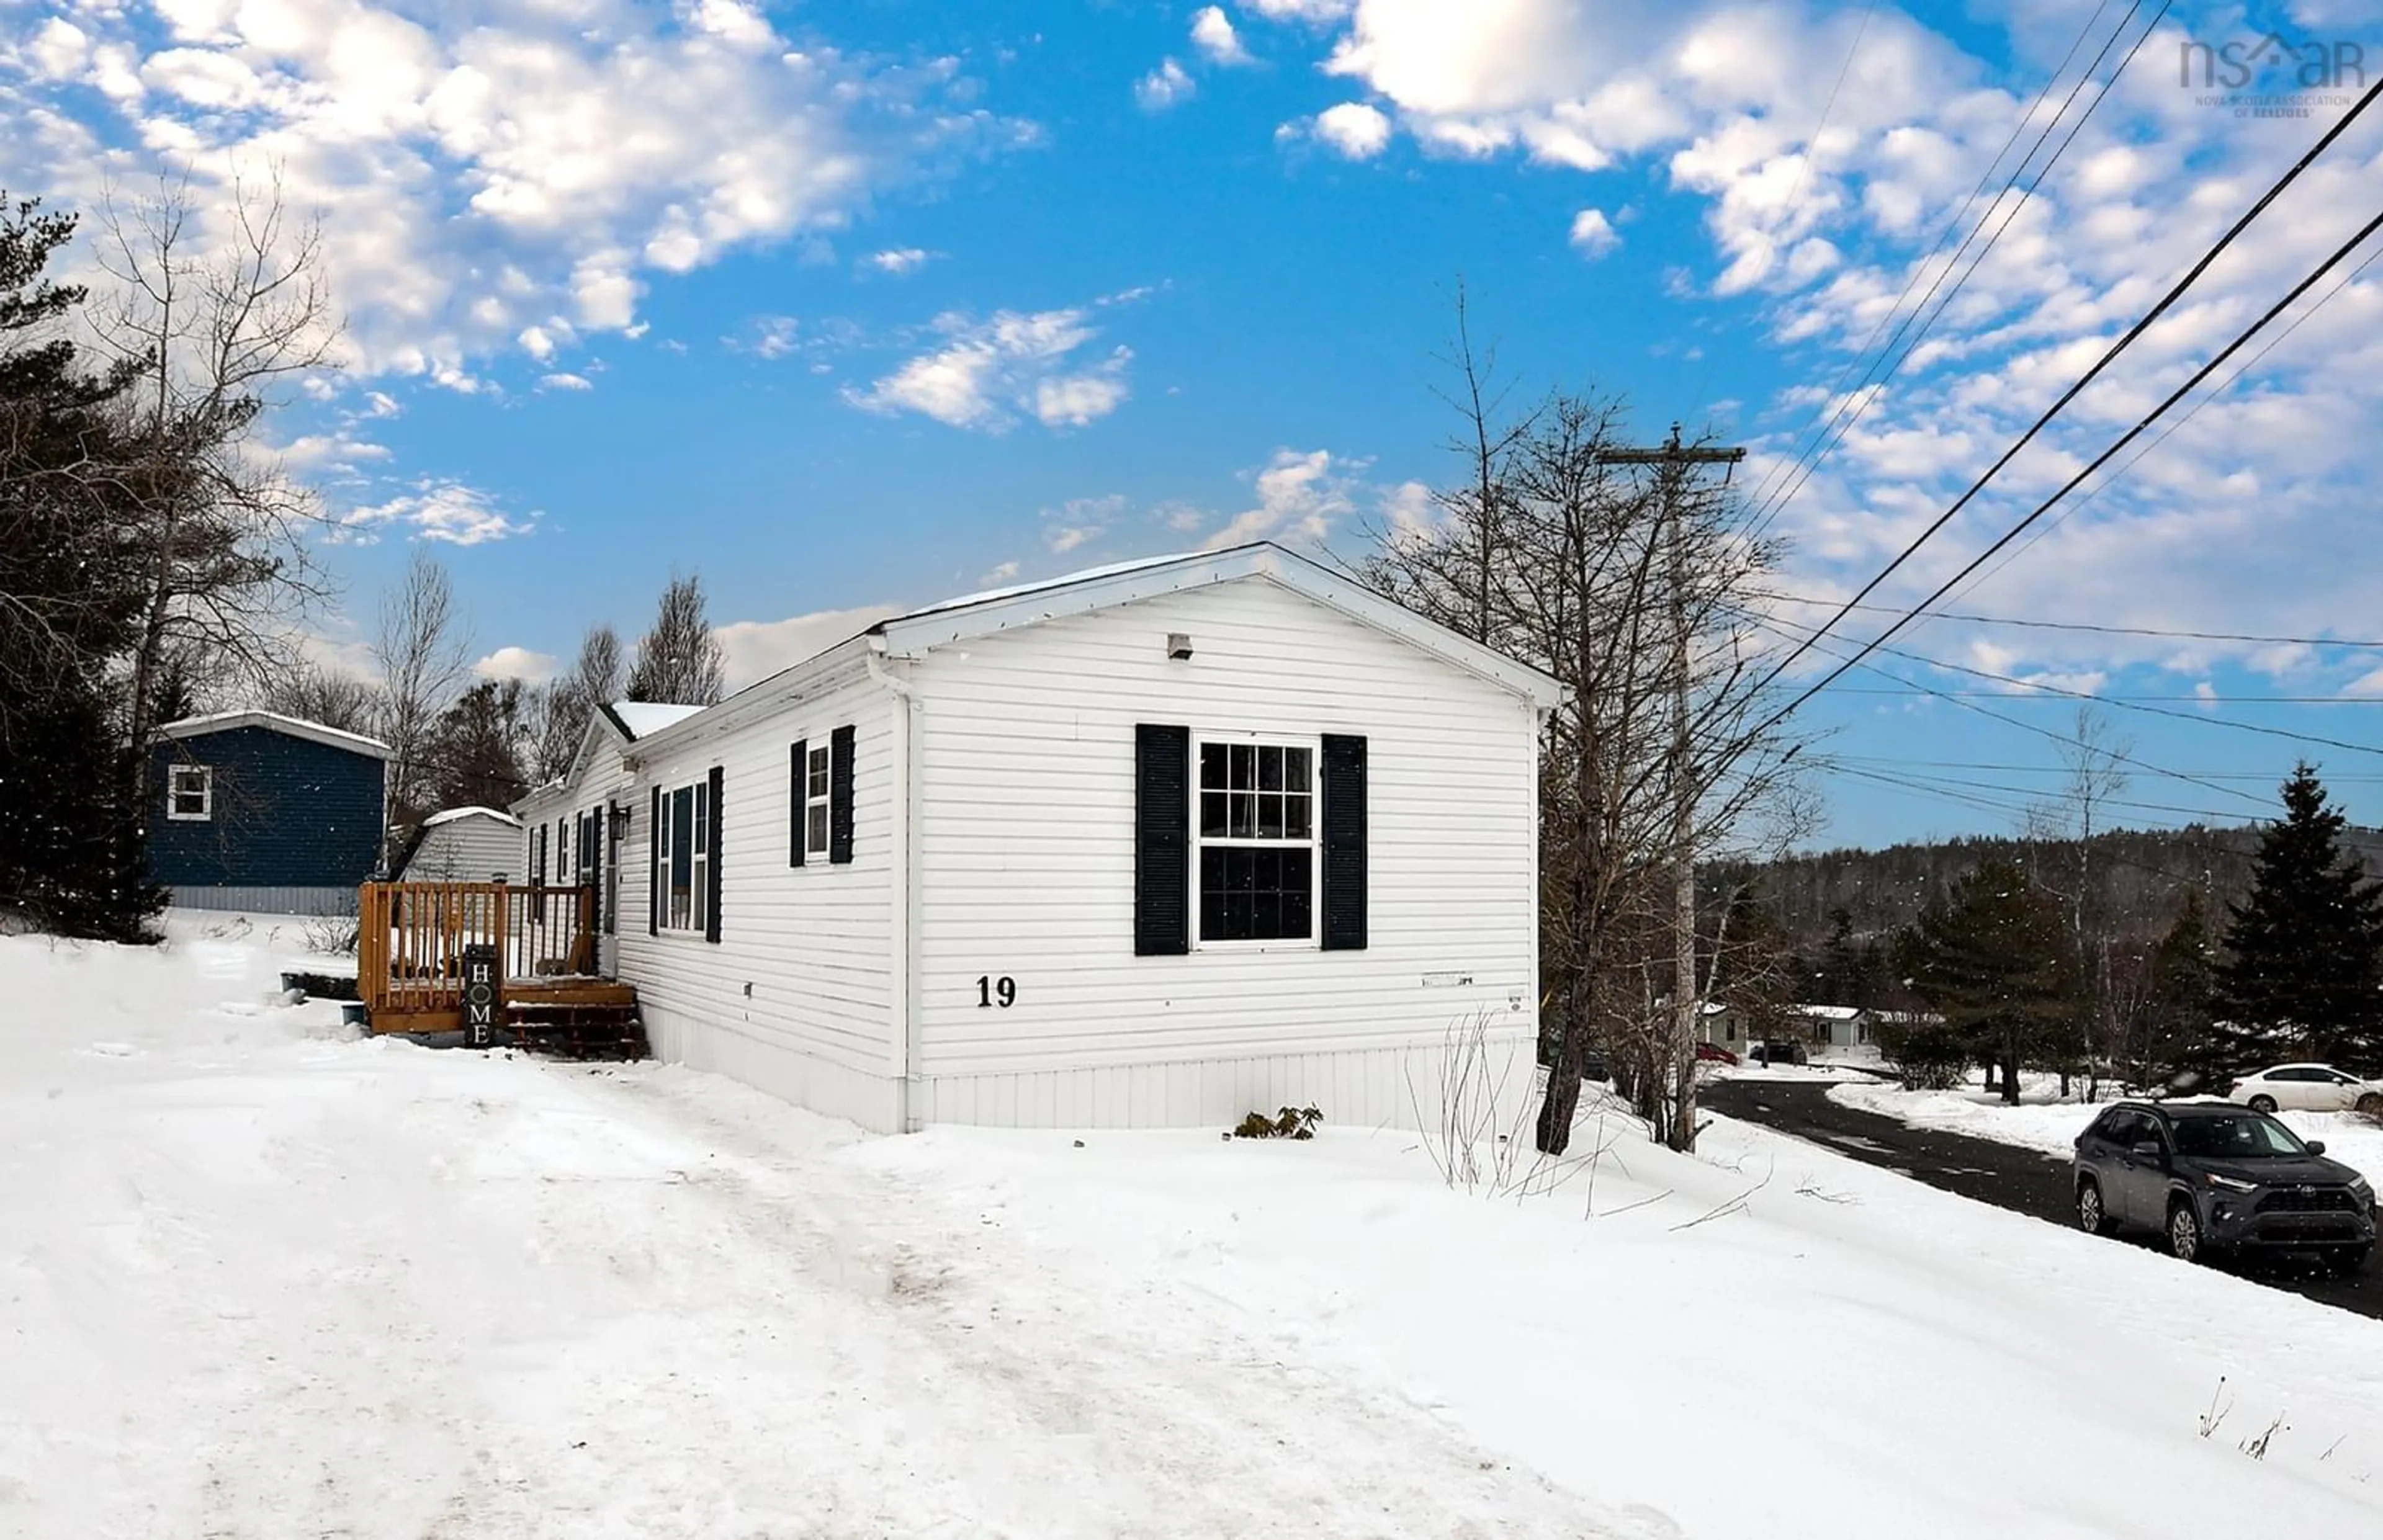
[356,882,598,1020]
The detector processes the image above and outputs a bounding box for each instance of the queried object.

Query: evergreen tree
[626,574,724,706]
[2215,763,2383,1065]
[0,194,161,940]
[2138,888,2217,1088]
[1904,859,2080,1104]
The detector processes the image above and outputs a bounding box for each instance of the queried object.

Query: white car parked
[2227,1063,2383,1116]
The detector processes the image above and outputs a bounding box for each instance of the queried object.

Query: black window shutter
[705,766,724,943]
[829,724,856,865]
[534,825,547,885]
[1134,723,1191,956]
[647,786,661,936]
[1321,734,1368,951]
[788,739,808,867]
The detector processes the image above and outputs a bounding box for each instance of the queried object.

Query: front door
[598,802,622,979]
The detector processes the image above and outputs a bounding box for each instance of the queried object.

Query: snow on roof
[422,805,523,828]
[887,550,1199,624]
[156,709,392,759]
[608,701,707,738]
[1791,1004,1869,1021]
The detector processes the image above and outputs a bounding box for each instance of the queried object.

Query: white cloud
[980,560,1022,583]
[1041,495,1129,555]
[1244,0,1355,21]
[1192,8,1254,66]
[847,307,1134,432]
[868,247,935,275]
[26,18,92,79]
[475,645,558,684]
[1312,102,1392,159]
[4,4,1021,380]
[1568,207,1620,258]
[334,479,539,546]
[713,605,902,691]
[1136,58,1196,111]
[538,372,593,391]
[1203,449,1359,549]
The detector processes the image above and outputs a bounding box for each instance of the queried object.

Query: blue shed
[148,710,392,915]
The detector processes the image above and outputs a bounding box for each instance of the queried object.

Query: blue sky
[7,0,2383,849]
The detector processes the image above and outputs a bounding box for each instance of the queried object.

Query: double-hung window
[166,764,213,821]
[655,779,710,934]
[1195,738,1316,946]
[803,743,832,861]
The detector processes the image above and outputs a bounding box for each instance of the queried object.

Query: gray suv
[2071,1100,2375,1275]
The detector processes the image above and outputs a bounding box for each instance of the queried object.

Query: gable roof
[869,543,1566,707]
[622,542,1567,762]
[156,709,392,760]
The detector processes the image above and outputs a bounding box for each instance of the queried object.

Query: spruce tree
[2215,763,2383,1065]
[1905,859,2080,1103]
[2139,889,2217,1088]
[0,195,161,940]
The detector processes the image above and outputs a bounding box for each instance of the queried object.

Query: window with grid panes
[1195,738,1316,944]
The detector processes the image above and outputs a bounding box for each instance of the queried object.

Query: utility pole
[1595,426,1744,1152]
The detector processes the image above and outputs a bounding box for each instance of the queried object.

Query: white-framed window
[166,763,213,821]
[803,743,832,860]
[654,779,709,934]
[1193,736,1317,947]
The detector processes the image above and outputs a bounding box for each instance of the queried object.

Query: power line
[1754,591,2383,650]
[1749,605,2383,759]
[1833,754,2383,783]
[1749,73,2383,694]
[1738,614,2274,810]
[1761,197,2383,743]
[1927,237,2383,617]
[1745,0,2170,538]
[1831,687,2383,705]
[1738,0,2130,516]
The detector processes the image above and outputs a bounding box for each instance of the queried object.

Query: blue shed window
[166,764,213,821]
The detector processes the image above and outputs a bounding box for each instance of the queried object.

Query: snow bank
[1829,1080,2383,1189]
[6,917,2382,1538]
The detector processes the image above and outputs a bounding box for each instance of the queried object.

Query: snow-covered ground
[9,916,2383,1538]
[1829,1078,2383,1190]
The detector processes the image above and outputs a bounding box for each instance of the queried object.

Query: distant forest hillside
[1720,822,2383,954]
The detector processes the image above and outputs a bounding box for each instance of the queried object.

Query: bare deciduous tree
[1366,365,1813,1156]
[375,549,469,827]
[259,659,379,736]
[626,573,724,707]
[532,623,625,778]
[86,168,339,754]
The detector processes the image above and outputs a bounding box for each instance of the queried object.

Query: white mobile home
[513,544,1561,1134]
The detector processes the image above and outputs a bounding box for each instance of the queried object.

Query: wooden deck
[356,881,638,1041]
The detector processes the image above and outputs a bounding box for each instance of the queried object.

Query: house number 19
[977,975,1016,1008]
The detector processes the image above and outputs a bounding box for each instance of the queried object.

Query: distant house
[1791,1003,1874,1048]
[509,544,1563,1134]
[148,710,391,915]
[395,807,524,883]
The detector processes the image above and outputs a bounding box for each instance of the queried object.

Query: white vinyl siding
[907,576,1539,1095]
[611,667,900,1129]
[402,813,521,882]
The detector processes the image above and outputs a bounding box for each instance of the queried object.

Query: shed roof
[422,805,524,829]
[156,709,392,760]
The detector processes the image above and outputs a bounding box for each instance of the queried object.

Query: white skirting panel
[909,1030,1542,1134]
[641,1004,903,1135]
